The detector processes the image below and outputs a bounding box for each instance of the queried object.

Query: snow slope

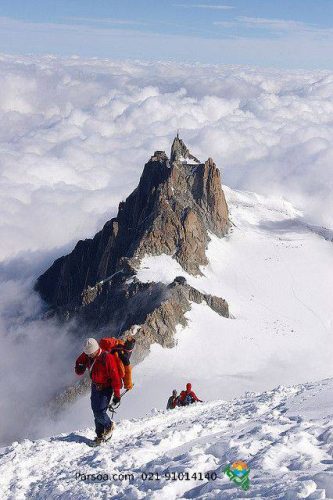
[124,187,332,418]
[1,378,333,499]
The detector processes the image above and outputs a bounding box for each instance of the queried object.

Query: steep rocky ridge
[36,136,229,313]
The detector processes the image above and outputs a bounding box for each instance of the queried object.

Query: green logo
[224,460,250,491]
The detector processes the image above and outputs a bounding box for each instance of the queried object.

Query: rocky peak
[132,137,229,274]
[170,133,200,164]
[150,150,168,162]
[35,136,229,323]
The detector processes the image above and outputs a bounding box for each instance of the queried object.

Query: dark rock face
[36,137,229,313]
[170,134,200,163]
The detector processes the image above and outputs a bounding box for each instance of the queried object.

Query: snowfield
[126,187,333,418]
[1,378,332,499]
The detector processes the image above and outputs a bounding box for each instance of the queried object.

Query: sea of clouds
[1,54,332,264]
[0,54,332,444]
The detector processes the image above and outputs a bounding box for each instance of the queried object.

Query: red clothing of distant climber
[75,349,121,398]
[179,383,202,404]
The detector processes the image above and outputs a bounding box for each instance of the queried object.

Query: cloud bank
[0,54,332,444]
[0,54,332,264]
[0,274,83,445]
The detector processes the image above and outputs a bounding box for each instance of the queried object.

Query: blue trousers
[90,384,113,437]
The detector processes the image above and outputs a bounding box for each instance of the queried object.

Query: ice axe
[108,386,133,418]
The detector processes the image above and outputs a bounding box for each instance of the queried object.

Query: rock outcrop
[127,276,229,364]
[35,136,229,315]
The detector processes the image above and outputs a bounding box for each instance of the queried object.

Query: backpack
[178,391,193,406]
[99,337,135,390]
[177,391,187,406]
[185,394,193,405]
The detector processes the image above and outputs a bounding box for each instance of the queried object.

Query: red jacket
[179,383,202,403]
[75,349,121,398]
[179,390,200,402]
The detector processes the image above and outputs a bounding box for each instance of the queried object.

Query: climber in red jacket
[177,383,203,406]
[75,338,121,444]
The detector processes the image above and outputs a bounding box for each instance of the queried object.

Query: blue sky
[1,0,333,68]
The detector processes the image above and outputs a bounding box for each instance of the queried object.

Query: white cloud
[0,275,82,445]
[174,3,234,9]
[0,55,332,265]
[237,16,316,32]
[65,17,147,26]
[236,16,333,35]
[213,16,333,43]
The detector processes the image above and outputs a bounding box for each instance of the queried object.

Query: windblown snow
[1,378,333,499]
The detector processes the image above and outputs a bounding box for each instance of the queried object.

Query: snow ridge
[1,378,332,499]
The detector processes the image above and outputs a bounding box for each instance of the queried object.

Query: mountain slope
[117,186,333,418]
[1,379,333,499]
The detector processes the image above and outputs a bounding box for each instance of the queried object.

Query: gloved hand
[112,396,121,405]
[75,363,86,375]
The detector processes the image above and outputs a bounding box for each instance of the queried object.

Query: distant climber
[75,338,121,445]
[177,383,202,406]
[166,389,178,410]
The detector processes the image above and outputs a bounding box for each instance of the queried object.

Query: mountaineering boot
[93,436,104,446]
[103,421,115,441]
